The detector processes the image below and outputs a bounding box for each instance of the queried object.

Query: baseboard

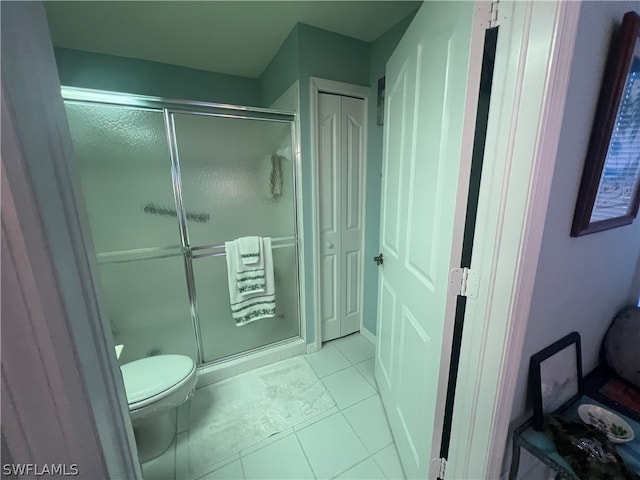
[360,327,376,346]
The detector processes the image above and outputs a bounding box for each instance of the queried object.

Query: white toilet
[121,354,197,463]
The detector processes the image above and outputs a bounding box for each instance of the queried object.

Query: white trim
[428,2,488,476]
[268,81,307,345]
[1,2,140,477]
[359,326,376,346]
[446,1,581,478]
[309,77,370,351]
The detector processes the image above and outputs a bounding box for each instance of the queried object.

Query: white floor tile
[305,344,350,378]
[241,434,314,479]
[296,413,368,479]
[322,367,376,409]
[174,432,189,479]
[355,358,377,391]
[336,458,386,479]
[331,334,375,365]
[197,459,244,480]
[293,406,340,432]
[373,444,406,480]
[240,428,294,457]
[343,395,393,453]
[141,439,176,480]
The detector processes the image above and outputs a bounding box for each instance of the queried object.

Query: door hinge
[448,267,479,298]
[489,1,500,27]
[438,457,447,479]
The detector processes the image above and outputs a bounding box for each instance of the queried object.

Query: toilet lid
[121,354,195,405]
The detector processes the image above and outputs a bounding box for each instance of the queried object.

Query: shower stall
[62,88,302,366]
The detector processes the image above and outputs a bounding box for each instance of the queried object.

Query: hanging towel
[238,236,261,265]
[225,237,276,326]
[236,238,265,296]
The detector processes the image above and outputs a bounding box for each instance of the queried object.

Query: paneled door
[318,93,365,342]
[374,2,481,478]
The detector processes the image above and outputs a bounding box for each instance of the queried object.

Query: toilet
[121,354,197,463]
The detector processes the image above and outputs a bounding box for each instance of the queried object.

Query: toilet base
[133,408,177,463]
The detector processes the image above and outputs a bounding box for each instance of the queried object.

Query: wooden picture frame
[571,11,640,236]
[529,332,583,430]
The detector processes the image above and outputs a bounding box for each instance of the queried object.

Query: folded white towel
[225,237,275,326]
[238,236,261,265]
[236,237,264,296]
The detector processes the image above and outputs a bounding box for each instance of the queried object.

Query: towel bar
[191,241,295,259]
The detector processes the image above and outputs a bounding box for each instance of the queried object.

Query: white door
[318,93,365,342]
[374,2,482,478]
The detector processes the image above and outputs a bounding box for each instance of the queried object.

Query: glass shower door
[171,112,300,362]
[65,102,197,364]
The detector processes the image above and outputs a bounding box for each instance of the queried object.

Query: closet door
[318,93,365,342]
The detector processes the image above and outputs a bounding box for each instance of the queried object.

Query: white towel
[236,237,265,296]
[225,237,276,326]
[238,236,261,265]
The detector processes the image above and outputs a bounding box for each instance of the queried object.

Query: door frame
[446,1,581,478]
[1,2,141,477]
[309,78,370,352]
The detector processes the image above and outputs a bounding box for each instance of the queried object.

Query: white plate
[578,404,635,443]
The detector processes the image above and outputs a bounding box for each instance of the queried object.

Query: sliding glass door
[171,113,300,362]
[63,91,301,366]
[65,102,197,364]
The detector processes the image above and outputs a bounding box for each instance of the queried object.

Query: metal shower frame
[61,86,303,366]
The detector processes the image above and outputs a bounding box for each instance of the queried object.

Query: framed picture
[571,11,640,236]
[377,77,385,125]
[529,332,583,430]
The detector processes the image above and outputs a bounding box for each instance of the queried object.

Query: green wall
[362,13,416,334]
[55,47,260,105]
[259,25,300,107]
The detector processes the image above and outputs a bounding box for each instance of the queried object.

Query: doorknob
[374,253,383,266]
[326,241,334,249]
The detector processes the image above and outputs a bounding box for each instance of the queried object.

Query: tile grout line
[338,390,379,413]
[239,454,247,480]
[328,453,381,480]
[341,395,390,455]
[371,444,406,480]
[293,430,318,480]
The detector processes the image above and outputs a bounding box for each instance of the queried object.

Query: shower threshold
[196,336,307,388]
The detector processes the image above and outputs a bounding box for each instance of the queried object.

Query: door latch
[374,253,384,266]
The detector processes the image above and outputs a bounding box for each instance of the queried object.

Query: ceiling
[44,1,422,78]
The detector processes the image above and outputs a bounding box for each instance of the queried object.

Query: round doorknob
[326,241,334,249]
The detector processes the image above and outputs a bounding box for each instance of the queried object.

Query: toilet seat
[121,354,196,411]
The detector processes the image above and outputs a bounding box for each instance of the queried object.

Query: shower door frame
[62,86,303,367]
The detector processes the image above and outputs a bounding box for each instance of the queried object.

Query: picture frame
[377,77,385,125]
[529,332,583,430]
[571,11,640,237]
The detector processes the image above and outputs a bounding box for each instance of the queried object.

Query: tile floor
[143,333,405,480]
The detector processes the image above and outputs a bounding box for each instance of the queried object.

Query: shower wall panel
[65,103,198,362]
